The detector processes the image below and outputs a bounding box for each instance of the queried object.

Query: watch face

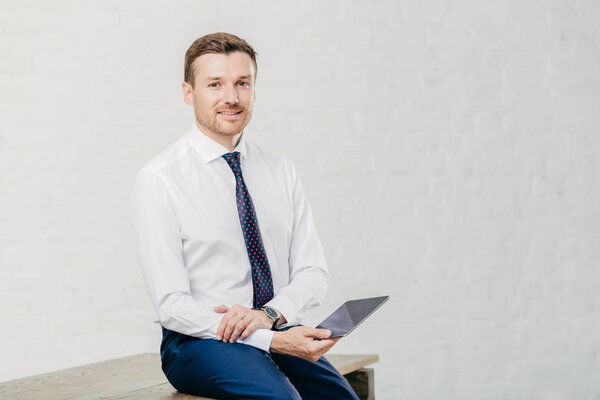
[264,307,278,319]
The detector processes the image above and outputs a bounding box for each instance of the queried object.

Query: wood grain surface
[0,353,378,399]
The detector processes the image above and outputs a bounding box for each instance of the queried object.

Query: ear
[182,81,194,106]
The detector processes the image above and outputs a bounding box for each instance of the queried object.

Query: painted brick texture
[1,1,599,399]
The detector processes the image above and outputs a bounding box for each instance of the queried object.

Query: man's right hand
[270,326,340,362]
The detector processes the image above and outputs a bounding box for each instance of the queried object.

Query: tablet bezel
[316,295,390,338]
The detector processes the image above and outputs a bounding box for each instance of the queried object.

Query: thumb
[213,305,229,313]
[313,328,332,339]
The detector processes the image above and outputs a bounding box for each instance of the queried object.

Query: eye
[208,82,220,88]
[238,81,249,87]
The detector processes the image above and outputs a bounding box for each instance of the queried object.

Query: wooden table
[0,353,379,399]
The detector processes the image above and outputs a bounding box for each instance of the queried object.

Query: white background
[1,1,599,399]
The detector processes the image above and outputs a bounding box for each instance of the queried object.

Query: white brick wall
[1,1,599,398]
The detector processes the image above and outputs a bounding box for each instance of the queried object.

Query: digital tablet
[316,295,389,338]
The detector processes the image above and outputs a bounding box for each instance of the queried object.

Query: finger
[223,314,243,341]
[216,318,227,340]
[216,309,237,340]
[240,321,257,340]
[229,317,252,342]
[312,329,332,339]
[239,312,264,339]
[220,304,246,340]
[319,338,339,348]
[229,313,254,342]
[312,336,338,349]
[214,305,229,313]
[216,317,229,340]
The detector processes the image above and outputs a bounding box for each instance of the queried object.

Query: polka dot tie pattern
[222,152,274,308]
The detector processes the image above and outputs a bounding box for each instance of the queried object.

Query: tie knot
[222,151,242,177]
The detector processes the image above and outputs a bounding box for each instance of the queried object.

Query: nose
[223,84,239,105]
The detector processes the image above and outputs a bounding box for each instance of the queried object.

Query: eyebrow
[206,75,253,81]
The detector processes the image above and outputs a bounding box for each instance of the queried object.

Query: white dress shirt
[129,124,329,352]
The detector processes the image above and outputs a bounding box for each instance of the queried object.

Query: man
[130,32,358,399]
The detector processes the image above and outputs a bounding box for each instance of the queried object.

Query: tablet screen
[316,295,389,337]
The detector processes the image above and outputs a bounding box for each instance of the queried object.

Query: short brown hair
[184,32,257,87]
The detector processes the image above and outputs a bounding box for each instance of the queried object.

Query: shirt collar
[187,122,248,164]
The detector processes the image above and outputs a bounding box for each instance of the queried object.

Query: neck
[195,121,242,151]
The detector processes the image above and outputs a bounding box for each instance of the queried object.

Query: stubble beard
[197,108,253,139]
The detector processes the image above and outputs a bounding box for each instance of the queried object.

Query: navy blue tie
[222,151,274,308]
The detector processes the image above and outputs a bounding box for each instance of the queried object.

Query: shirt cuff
[236,328,274,353]
[266,296,298,326]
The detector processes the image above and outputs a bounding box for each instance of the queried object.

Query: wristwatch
[261,306,280,330]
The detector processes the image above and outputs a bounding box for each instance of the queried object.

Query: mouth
[217,110,243,121]
[217,111,242,115]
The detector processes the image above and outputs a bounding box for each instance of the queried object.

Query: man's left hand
[214,304,272,342]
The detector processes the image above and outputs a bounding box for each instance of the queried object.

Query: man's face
[183,52,256,142]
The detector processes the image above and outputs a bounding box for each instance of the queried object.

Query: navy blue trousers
[160,327,359,400]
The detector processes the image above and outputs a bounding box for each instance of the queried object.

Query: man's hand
[214,304,272,342]
[270,326,340,362]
